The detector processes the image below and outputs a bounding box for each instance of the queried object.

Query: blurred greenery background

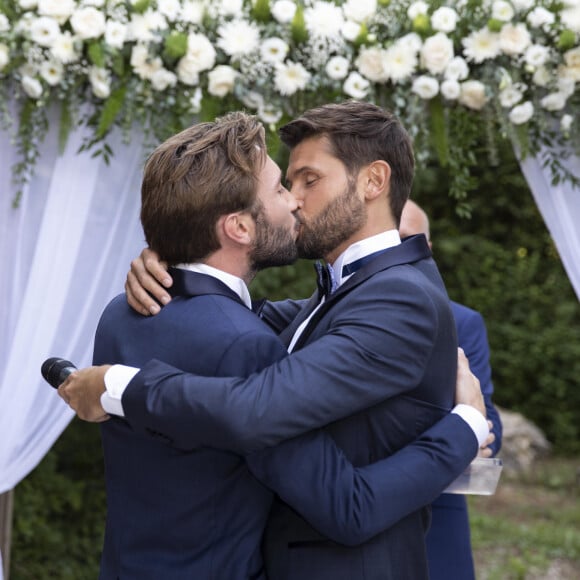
[9,136,580,578]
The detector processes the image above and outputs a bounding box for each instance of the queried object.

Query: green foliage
[414,141,580,454]
[11,420,106,579]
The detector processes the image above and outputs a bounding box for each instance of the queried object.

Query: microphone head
[41,357,77,389]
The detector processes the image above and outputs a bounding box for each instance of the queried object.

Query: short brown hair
[141,112,266,264]
[279,101,414,226]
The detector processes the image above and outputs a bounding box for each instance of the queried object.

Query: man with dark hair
[61,102,489,580]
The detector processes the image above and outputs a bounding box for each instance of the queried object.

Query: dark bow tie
[314,261,338,299]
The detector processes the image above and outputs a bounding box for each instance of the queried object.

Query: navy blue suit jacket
[122,236,480,579]
[94,266,478,580]
[426,301,503,580]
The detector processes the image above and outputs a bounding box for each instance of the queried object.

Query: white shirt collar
[331,229,401,287]
[174,263,253,310]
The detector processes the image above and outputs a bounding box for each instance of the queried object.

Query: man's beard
[249,209,299,272]
[296,179,366,260]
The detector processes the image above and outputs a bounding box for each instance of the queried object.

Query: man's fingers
[126,270,158,316]
[142,249,172,288]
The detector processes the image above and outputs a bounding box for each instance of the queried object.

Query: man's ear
[363,160,391,200]
[217,212,254,247]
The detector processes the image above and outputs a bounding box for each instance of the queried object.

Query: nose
[285,188,300,211]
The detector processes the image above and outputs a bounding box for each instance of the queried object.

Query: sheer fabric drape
[517,150,580,301]
[0,111,146,505]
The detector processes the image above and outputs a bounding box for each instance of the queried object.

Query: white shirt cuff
[100,364,140,417]
[452,404,489,448]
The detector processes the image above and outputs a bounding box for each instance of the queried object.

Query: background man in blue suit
[400,199,503,580]
[61,102,490,579]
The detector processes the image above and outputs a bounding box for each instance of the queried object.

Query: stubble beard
[296,180,367,260]
[249,210,299,272]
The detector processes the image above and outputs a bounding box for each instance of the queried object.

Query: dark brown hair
[141,112,266,264]
[279,100,414,225]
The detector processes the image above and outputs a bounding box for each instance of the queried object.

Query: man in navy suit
[400,200,503,580]
[61,102,490,579]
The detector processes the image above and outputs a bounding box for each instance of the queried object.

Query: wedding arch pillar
[0,109,149,578]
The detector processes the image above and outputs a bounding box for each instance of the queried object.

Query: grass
[469,457,580,579]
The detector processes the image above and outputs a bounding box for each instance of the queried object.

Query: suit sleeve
[123,276,443,453]
[456,309,502,455]
[246,413,478,546]
[259,298,308,334]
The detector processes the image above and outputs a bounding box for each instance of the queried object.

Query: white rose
[540,92,567,111]
[150,68,177,91]
[560,6,580,34]
[558,75,575,97]
[70,7,106,40]
[421,33,454,75]
[343,0,377,23]
[407,1,428,19]
[562,47,580,82]
[326,55,349,80]
[176,54,200,85]
[459,80,488,110]
[0,44,9,71]
[39,59,63,85]
[0,14,10,33]
[186,32,217,71]
[524,44,550,68]
[341,20,361,42]
[527,7,555,29]
[509,101,533,125]
[431,7,458,33]
[216,0,244,17]
[22,76,43,99]
[445,56,469,80]
[38,0,75,24]
[208,65,238,97]
[241,91,264,110]
[305,2,345,39]
[30,16,60,48]
[532,66,551,87]
[180,1,205,24]
[511,0,533,10]
[271,0,296,23]
[499,86,523,107]
[143,9,168,33]
[441,79,460,100]
[412,75,439,99]
[105,20,127,49]
[560,114,573,132]
[398,33,422,53]
[19,0,38,9]
[499,23,531,56]
[492,1,515,22]
[157,0,181,21]
[343,71,369,99]
[260,38,289,64]
[355,47,389,82]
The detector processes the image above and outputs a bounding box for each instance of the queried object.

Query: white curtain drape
[517,149,580,301]
[0,113,146,492]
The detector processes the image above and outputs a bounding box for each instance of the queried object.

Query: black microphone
[41,357,78,389]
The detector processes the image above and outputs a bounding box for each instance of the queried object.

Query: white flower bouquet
[1,0,579,206]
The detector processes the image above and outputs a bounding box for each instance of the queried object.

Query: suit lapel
[168,267,245,306]
[291,234,432,351]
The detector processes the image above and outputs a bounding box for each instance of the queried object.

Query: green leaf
[557,30,576,50]
[131,0,151,14]
[251,0,271,23]
[291,5,308,45]
[164,31,188,60]
[87,42,105,68]
[429,95,448,167]
[58,102,72,155]
[112,51,125,77]
[96,85,127,139]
